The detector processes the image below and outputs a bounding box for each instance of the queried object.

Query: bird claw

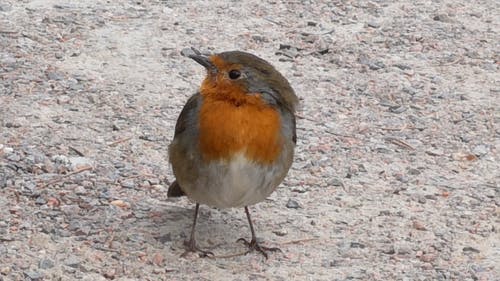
[181,239,214,258]
[237,238,282,259]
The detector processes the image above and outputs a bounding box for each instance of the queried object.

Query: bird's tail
[167,180,186,197]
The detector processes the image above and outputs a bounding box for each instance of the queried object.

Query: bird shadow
[134,200,249,254]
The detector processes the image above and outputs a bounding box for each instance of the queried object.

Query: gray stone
[39,258,55,269]
[286,199,300,209]
[395,64,412,70]
[148,178,161,185]
[389,105,407,114]
[272,229,288,236]
[369,61,385,70]
[381,244,395,254]
[426,148,444,156]
[74,185,87,195]
[396,243,412,255]
[35,197,46,205]
[292,186,307,193]
[407,168,421,175]
[350,242,366,248]
[0,3,12,11]
[64,256,81,268]
[52,155,70,165]
[155,233,172,244]
[68,157,93,169]
[472,144,488,157]
[46,71,64,81]
[121,179,135,189]
[6,153,21,162]
[24,271,44,280]
[462,246,480,253]
[433,14,453,22]
[329,178,344,187]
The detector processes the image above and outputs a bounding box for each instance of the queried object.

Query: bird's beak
[181,47,216,72]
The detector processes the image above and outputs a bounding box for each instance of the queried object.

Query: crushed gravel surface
[1,1,499,280]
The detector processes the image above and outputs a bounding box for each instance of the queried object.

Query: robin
[168,47,298,258]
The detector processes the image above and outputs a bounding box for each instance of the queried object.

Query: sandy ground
[1,0,499,280]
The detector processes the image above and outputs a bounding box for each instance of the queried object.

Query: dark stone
[462,246,480,253]
[286,199,300,209]
[350,242,366,248]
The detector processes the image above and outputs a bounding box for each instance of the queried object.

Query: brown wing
[173,93,201,137]
[168,93,202,197]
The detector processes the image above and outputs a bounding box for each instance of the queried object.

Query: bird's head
[181,48,298,112]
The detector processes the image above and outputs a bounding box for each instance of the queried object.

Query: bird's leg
[181,203,214,258]
[237,206,282,259]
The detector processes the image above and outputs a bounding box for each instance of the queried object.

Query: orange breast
[198,92,282,164]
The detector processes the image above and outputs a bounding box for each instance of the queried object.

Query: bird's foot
[237,238,282,259]
[181,239,214,258]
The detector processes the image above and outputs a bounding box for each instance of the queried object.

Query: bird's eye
[228,69,241,80]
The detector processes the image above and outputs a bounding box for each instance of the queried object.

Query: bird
[168,47,298,258]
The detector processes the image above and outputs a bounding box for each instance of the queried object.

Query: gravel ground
[1,1,499,280]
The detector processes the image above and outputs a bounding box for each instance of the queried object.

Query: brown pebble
[46,197,60,207]
[419,253,436,262]
[110,200,130,209]
[413,220,427,231]
[0,266,11,275]
[152,253,164,266]
[103,268,116,279]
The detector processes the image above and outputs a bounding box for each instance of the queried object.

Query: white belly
[180,153,286,208]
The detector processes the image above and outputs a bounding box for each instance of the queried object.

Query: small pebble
[52,155,70,165]
[35,197,47,205]
[75,185,87,195]
[303,34,318,43]
[426,148,444,156]
[68,157,93,170]
[39,258,55,269]
[389,105,407,114]
[413,220,427,230]
[24,271,44,281]
[64,256,81,268]
[292,186,307,193]
[0,266,11,275]
[433,14,452,22]
[369,61,385,70]
[419,253,437,262]
[329,178,344,187]
[148,178,161,185]
[279,44,291,50]
[46,71,63,81]
[407,168,421,175]
[6,153,21,162]
[155,233,172,244]
[286,199,300,209]
[396,244,412,255]
[472,144,488,157]
[152,253,164,266]
[350,242,365,248]
[381,245,395,254]
[272,229,288,236]
[462,246,480,253]
[121,179,135,189]
[103,268,116,279]
[421,262,434,270]
[0,3,12,11]
[394,63,412,70]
